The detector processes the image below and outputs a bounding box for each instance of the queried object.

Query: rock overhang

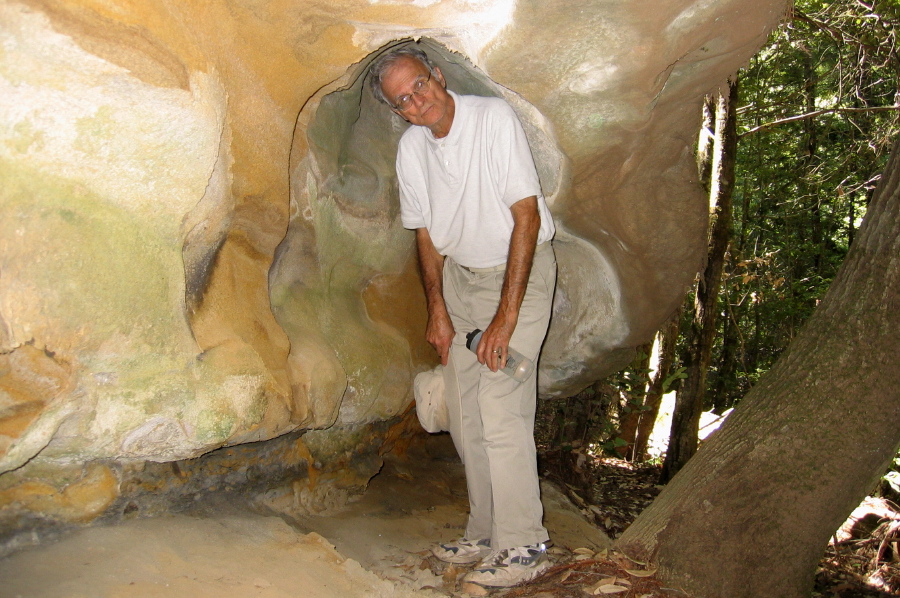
[0,0,789,521]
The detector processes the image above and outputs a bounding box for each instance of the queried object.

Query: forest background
[540,0,900,479]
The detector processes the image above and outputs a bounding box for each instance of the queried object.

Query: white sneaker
[431,537,492,564]
[463,543,550,588]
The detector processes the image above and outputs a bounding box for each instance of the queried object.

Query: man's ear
[434,66,447,88]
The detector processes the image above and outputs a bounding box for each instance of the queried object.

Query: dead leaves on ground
[419,544,681,598]
[498,547,684,598]
[816,497,900,596]
[540,449,662,539]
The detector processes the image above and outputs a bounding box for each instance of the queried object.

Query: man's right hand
[426,311,455,366]
[416,228,454,366]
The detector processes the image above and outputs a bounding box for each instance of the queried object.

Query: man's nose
[409,91,428,109]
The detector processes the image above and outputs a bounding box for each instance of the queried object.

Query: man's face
[380,56,453,133]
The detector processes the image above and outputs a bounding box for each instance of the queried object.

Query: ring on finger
[492,349,501,354]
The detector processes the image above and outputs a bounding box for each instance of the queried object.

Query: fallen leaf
[586,577,631,594]
[566,485,588,503]
[594,584,629,594]
[625,567,658,578]
[574,547,596,555]
[574,553,592,561]
[461,581,490,596]
[442,564,461,585]
[622,553,651,567]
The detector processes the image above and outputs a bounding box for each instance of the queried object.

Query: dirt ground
[0,434,611,598]
[3,433,897,597]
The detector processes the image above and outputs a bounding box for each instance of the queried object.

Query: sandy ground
[0,435,609,598]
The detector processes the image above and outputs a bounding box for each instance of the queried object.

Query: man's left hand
[476,317,516,371]
[476,197,540,372]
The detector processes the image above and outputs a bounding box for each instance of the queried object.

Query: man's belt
[458,241,551,274]
[460,263,507,274]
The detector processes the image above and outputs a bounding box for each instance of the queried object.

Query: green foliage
[702,0,900,410]
[536,379,636,457]
[661,367,687,394]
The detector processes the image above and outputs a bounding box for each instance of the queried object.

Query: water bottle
[465,329,535,382]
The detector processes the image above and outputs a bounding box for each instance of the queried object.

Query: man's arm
[477,196,541,371]
[416,227,455,366]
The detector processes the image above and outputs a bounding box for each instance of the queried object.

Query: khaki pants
[442,243,556,550]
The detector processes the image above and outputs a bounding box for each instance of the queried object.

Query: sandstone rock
[0,462,117,524]
[0,0,787,523]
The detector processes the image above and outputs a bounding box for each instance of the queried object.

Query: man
[369,45,557,589]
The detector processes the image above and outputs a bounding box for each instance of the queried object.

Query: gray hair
[368,45,438,107]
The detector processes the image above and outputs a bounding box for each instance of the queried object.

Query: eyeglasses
[392,72,432,112]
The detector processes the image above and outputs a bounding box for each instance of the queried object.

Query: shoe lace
[483,543,546,568]
[483,548,510,567]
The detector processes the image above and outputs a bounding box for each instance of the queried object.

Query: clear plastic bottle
[465,329,535,383]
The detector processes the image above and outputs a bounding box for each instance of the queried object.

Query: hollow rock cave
[0,0,788,593]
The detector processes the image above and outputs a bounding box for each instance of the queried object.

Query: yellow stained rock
[0,464,118,523]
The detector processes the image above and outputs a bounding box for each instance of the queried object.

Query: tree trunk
[697,95,716,193]
[630,307,683,461]
[710,300,739,412]
[616,136,900,598]
[803,51,824,275]
[616,342,653,458]
[660,79,738,482]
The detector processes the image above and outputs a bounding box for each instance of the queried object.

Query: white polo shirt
[397,91,555,269]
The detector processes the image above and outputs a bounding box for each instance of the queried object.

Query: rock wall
[0,0,787,527]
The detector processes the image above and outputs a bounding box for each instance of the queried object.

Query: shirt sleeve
[396,137,428,230]
[488,100,543,207]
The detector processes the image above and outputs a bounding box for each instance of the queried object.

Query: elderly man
[369,45,557,589]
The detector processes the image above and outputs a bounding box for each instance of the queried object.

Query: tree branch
[740,105,900,138]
